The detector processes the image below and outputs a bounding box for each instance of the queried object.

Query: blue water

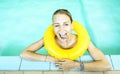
[0,0,120,56]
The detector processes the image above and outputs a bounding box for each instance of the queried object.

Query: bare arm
[83,41,111,71]
[20,38,58,63]
[55,41,111,71]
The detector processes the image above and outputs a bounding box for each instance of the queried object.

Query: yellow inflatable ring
[44,21,90,60]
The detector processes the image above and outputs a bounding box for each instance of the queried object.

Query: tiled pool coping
[0,55,120,74]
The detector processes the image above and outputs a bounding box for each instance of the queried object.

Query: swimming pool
[0,0,120,56]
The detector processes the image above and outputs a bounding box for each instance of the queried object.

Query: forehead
[53,14,71,23]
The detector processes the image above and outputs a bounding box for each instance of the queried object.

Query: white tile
[24,71,42,74]
[0,71,4,74]
[111,55,120,70]
[104,71,120,74]
[83,72,103,74]
[5,71,23,74]
[20,59,50,70]
[44,71,62,74]
[80,55,94,62]
[105,55,113,70]
[0,56,21,70]
[64,71,83,74]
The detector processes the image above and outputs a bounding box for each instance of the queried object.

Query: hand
[55,59,80,70]
[46,56,59,63]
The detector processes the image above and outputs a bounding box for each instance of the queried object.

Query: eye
[54,25,59,27]
[64,24,69,26]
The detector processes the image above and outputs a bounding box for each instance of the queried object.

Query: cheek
[53,28,59,34]
[65,26,72,32]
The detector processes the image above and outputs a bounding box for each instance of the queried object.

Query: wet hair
[52,9,73,23]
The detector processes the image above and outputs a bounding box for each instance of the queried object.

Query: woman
[20,9,111,71]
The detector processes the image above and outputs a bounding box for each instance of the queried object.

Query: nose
[59,30,66,35]
[59,25,65,30]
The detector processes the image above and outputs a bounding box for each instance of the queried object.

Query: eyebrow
[64,21,69,23]
[53,23,59,25]
[53,21,69,25]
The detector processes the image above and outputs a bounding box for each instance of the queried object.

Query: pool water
[0,0,120,56]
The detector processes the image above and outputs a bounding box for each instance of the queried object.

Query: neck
[56,34,76,48]
[58,33,73,43]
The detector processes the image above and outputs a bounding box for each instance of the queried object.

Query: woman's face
[53,14,73,41]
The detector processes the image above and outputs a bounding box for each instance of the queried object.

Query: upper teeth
[59,33,67,39]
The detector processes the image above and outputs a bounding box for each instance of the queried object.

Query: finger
[59,65,63,68]
[55,63,60,65]
[55,58,59,62]
[59,67,63,70]
[55,62,62,65]
[55,61,63,65]
[55,64,61,67]
[55,61,61,63]
[55,63,62,67]
[55,64,59,67]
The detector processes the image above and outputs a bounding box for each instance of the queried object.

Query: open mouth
[59,33,68,39]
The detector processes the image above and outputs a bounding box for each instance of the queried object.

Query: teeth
[59,33,67,39]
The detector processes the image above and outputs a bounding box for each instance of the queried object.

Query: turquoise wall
[0,0,120,56]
